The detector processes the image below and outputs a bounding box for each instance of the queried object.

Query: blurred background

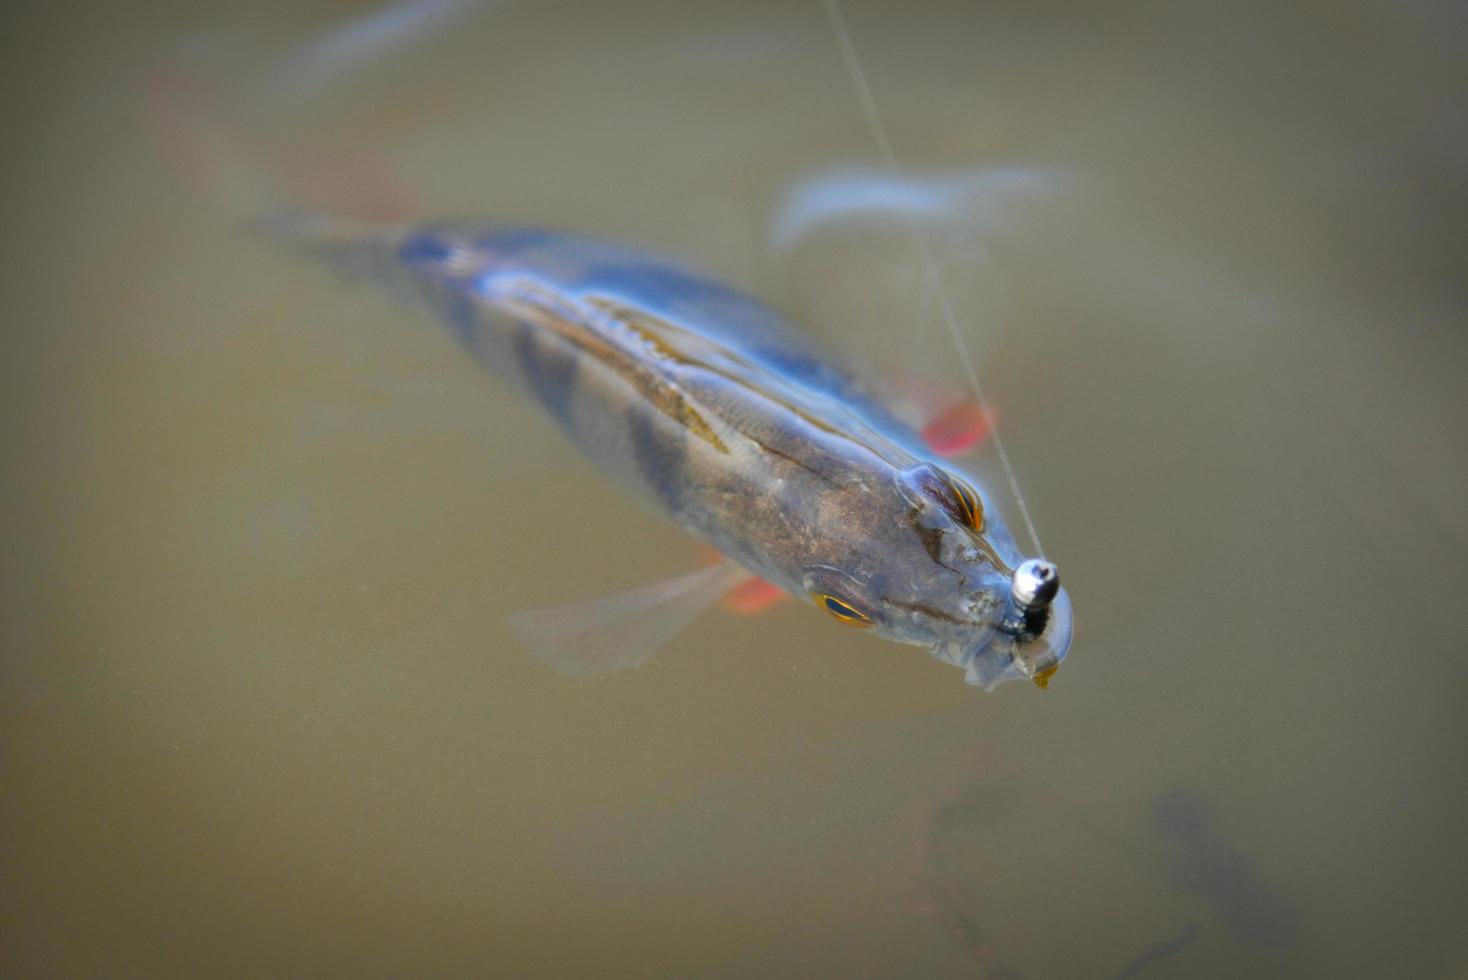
[2,1,1464,977]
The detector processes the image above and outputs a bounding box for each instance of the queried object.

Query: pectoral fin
[921,399,994,458]
[507,561,752,679]
[720,576,792,615]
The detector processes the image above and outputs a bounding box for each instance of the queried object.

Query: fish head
[800,462,1072,691]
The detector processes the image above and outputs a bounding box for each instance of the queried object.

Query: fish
[266,214,1072,690]
[911,747,1204,976]
[1108,922,1202,980]
[1151,787,1301,948]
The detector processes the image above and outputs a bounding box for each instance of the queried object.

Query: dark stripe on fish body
[512,320,579,428]
[626,405,686,514]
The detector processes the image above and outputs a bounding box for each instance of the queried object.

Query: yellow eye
[948,476,984,531]
[816,593,874,627]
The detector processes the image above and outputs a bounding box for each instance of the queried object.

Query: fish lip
[1011,584,1073,669]
[958,586,1073,691]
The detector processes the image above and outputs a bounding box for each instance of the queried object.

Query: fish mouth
[930,586,1073,692]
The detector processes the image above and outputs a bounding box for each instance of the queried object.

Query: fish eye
[815,592,874,627]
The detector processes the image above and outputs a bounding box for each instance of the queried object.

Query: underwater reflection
[1152,786,1302,950]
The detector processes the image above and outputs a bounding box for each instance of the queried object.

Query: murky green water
[3,1,1465,977]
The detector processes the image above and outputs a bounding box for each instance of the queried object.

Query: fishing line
[820,0,1046,559]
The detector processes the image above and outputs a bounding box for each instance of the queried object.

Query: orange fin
[922,399,993,458]
[143,67,415,222]
[720,577,790,615]
[269,141,415,221]
[692,544,789,615]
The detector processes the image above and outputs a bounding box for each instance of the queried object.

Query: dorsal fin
[577,293,927,469]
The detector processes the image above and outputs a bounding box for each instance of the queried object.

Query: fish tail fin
[141,40,418,225]
[140,58,429,313]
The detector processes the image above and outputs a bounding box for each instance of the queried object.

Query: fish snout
[958,567,1071,691]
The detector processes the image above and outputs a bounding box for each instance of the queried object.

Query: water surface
[2,1,1465,977]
